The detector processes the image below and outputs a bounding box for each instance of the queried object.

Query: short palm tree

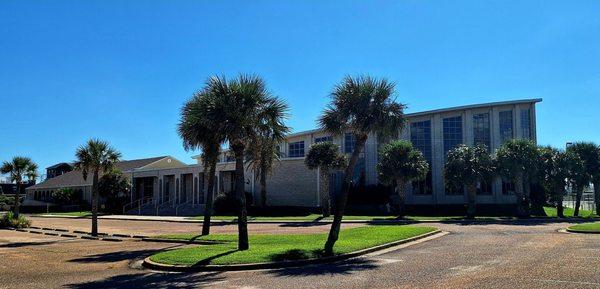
[197,74,289,250]
[73,139,121,236]
[495,139,540,217]
[178,85,226,236]
[539,146,581,218]
[377,140,429,217]
[247,101,290,208]
[444,144,494,219]
[319,75,405,255]
[1,157,38,218]
[566,142,600,216]
[305,142,348,217]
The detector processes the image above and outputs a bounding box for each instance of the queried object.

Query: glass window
[344,133,356,153]
[473,113,491,150]
[499,110,513,144]
[476,181,493,195]
[502,180,515,195]
[521,109,531,139]
[443,116,463,156]
[410,120,432,195]
[288,141,305,158]
[315,136,333,143]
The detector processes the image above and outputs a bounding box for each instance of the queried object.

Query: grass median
[568,222,600,233]
[148,225,437,266]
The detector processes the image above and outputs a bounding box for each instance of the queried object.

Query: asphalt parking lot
[1,218,599,289]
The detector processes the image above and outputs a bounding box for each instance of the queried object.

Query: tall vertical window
[499,110,513,144]
[521,109,532,139]
[315,136,333,143]
[473,113,491,150]
[443,116,463,155]
[344,133,356,153]
[288,141,305,158]
[410,120,432,195]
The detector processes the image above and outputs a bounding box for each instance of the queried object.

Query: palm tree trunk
[260,168,267,207]
[324,136,366,256]
[515,174,527,217]
[574,186,583,217]
[233,144,249,250]
[395,179,406,217]
[13,181,21,218]
[91,170,99,237]
[555,187,564,218]
[594,181,600,216]
[202,158,217,236]
[466,183,477,219]
[320,167,331,217]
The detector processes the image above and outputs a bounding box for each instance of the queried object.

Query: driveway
[1,220,599,289]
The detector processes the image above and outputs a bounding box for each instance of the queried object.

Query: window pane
[443,116,463,156]
[315,136,333,143]
[288,141,305,158]
[499,110,513,143]
[473,113,491,150]
[344,133,356,153]
[410,120,432,195]
[521,109,531,139]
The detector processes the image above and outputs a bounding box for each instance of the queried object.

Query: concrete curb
[565,228,600,234]
[141,238,226,245]
[142,229,443,272]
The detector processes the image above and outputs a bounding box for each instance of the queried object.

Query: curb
[142,229,443,272]
[565,228,600,234]
[141,237,228,245]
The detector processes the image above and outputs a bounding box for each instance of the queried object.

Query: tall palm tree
[566,142,600,216]
[495,139,540,217]
[198,74,289,250]
[319,75,405,255]
[377,140,429,217]
[247,100,290,208]
[305,142,348,217]
[73,139,121,236]
[444,144,494,219]
[1,157,38,218]
[178,86,225,236]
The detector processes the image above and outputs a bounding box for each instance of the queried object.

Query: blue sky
[1,1,599,177]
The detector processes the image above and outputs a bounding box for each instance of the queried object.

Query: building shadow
[64,272,224,289]
[267,258,379,277]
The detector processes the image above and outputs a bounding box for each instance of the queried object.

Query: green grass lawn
[543,207,598,218]
[149,225,437,266]
[37,211,92,217]
[568,222,600,233]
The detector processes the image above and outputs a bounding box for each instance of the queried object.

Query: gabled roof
[27,156,171,191]
[46,162,73,170]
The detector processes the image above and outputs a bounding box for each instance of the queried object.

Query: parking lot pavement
[1,220,599,289]
[27,216,361,237]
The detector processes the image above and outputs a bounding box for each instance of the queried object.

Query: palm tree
[539,147,582,218]
[377,140,429,217]
[197,74,288,250]
[305,142,348,217]
[178,86,226,236]
[1,157,38,218]
[73,139,121,236]
[495,139,540,217]
[566,142,600,216]
[247,101,290,208]
[444,144,494,219]
[319,75,405,255]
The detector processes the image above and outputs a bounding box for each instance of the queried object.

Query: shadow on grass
[192,249,238,266]
[267,258,379,277]
[64,272,224,289]
[267,249,324,262]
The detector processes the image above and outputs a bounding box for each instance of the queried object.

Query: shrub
[0,195,14,211]
[0,211,31,229]
[213,191,254,215]
[52,188,82,205]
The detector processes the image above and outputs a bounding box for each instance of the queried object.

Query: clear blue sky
[1,1,599,177]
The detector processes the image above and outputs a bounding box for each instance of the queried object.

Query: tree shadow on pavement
[0,240,60,248]
[64,272,224,289]
[267,258,379,277]
[68,245,183,263]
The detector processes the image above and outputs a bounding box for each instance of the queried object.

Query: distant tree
[566,142,600,216]
[193,75,289,250]
[305,142,348,217]
[1,157,38,218]
[495,139,540,217]
[539,147,582,218]
[319,75,405,255]
[377,140,428,217]
[74,139,121,236]
[52,187,82,205]
[98,169,130,213]
[444,144,494,219]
